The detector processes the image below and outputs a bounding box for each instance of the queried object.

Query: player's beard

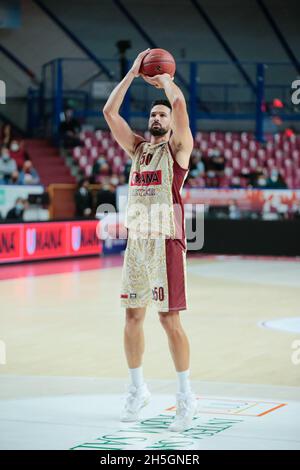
[149,124,168,136]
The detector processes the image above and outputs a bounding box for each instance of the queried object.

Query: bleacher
[73,130,300,189]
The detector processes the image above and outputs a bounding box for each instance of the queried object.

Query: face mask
[2,155,9,161]
[271,171,278,180]
[15,204,23,211]
[11,143,19,152]
[111,177,119,186]
[24,174,33,183]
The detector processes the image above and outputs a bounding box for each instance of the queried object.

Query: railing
[27,58,300,142]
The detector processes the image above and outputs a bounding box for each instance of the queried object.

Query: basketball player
[103,49,198,432]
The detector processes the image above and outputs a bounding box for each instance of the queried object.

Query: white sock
[129,366,144,388]
[177,369,191,394]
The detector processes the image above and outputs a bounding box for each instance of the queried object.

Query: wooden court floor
[1,255,299,388]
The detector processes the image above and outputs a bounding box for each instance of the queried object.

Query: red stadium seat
[77,130,300,189]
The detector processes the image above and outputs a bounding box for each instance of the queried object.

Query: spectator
[118,174,126,185]
[110,174,120,188]
[204,149,221,170]
[59,108,81,149]
[189,150,205,178]
[241,166,266,188]
[204,149,224,187]
[74,178,93,217]
[9,140,29,170]
[230,176,242,189]
[254,172,267,189]
[266,169,287,189]
[212,152,225,174]
[228,199,241,220]
[0,145,17,183]
[18,161,40,185]
[6,197,25,221]
[210,149,225,187]
[1,123,15,147]
[8,171,20,185]
[96,179,117,211]
[99,162,111,176]
[94,162,111,183]
[92,155,107,181]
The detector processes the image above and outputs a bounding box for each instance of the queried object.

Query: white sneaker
[120,383,151,422]
[169,391,199,432]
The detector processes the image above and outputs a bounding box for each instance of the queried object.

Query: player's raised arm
[141,73,194,169]
[103,49,150,157]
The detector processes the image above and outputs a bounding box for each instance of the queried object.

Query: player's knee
[159,311,180,334]
[125,309,145,328]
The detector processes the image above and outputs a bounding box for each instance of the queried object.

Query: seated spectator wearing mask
[96,162,111,183]
[96,178,117,211]
[241,166,266,189]
[6,197,25,221]
[266,169,287,189]
[8,171,20,185]
[110,174,119,188]
[0,146,17,184]
[230,177,242,189]
[9,140,29,170]
[189,150,205,179]
[91,155,107,183]
[118,174,126,186]
[19,161,40,185]
[59,108,82,149]
[74,178,93,217]
[204,149,222,187]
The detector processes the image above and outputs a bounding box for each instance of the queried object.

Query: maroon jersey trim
[167,142,190,172]
[167,142,189,251]
[165,239,187,311]
[133,140,147,154]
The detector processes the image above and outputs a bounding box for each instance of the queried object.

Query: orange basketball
[140,48,176,77]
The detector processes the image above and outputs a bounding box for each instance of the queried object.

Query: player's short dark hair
[150,99,172,112]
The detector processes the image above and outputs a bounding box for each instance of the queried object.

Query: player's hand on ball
[130,49,151,77]
[141,73,174,88]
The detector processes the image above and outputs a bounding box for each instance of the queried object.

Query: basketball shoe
[169,391,199,432]
[120,383,151,422]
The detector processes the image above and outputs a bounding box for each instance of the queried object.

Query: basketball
[140,48,176,77]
